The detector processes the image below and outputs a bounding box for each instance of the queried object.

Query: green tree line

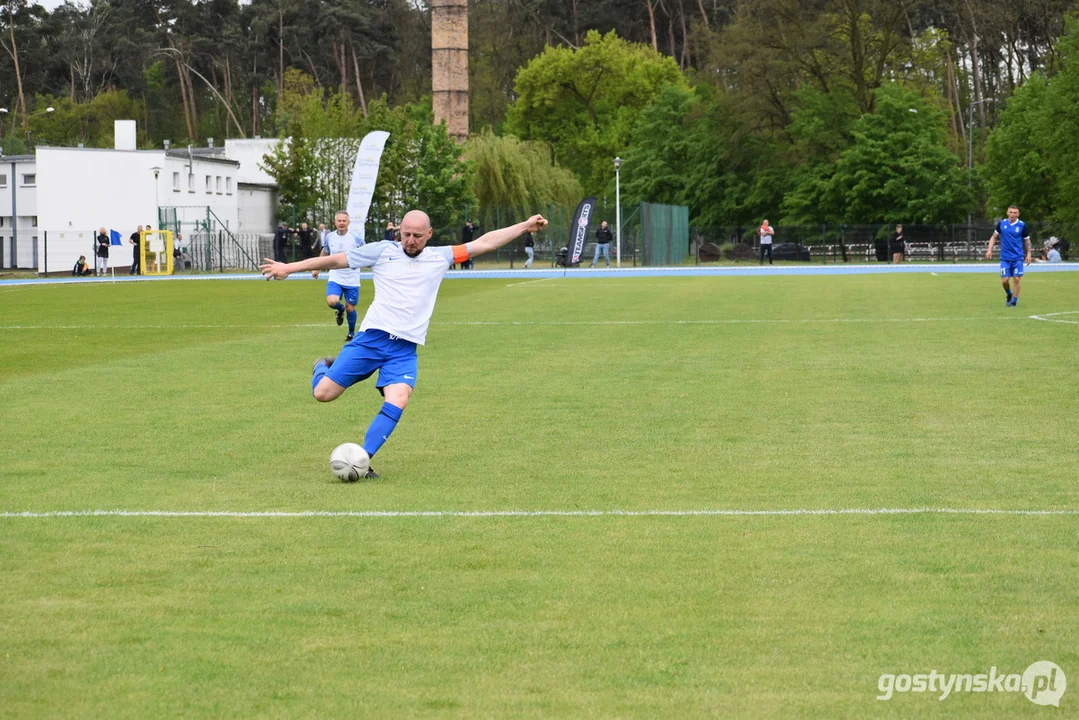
[3,0,1079,224]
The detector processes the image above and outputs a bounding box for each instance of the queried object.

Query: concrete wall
[0,158,39,269]
[224,138,283,186]
[35,147,240,274]
[237,184,277,235]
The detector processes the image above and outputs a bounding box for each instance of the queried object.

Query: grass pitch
[1,271,1076,717]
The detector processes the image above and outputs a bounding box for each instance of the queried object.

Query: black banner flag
[568,196,597,266]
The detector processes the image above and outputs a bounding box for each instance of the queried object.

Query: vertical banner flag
[568,196,597,266]
[109,229,123,246]
[347,131,391,240]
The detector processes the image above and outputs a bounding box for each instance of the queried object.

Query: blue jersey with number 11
[996,219,1028,261]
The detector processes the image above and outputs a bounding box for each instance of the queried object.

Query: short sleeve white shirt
[326,230,365,287]
[344,241,470,345]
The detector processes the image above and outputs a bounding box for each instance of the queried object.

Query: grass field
[1,271,1076,717]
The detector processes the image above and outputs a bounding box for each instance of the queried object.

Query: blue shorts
[326,329,418,391]
[326,281,359,306]
[1000,260,1025,278]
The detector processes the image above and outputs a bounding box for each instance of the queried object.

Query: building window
[21,174,36,186]
[216,176,222,194]
[173,172,181,191]
[226,177,232,194]
[0,174,7,187]
[32,216,37,227]
[205,175,212,193]
[188,173,195,193]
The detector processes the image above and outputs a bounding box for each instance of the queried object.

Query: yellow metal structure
[140,230,174,275]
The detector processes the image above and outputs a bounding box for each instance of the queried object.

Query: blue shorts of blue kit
[326,281,359,306]
[326,329,418,390]
[1000,259,1025,278]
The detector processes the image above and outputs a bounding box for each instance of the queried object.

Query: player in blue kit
[312,211,364,340]
[261,209,548,479]
[985,205,1032,307]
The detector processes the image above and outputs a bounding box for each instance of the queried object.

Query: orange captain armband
[452,244,470,264]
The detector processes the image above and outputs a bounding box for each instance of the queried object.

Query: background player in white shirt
[260,209,548,479]
[312,211,365,341]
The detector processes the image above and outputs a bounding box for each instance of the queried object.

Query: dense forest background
[4,0,1079,225]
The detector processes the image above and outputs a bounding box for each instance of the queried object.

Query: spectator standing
[591,221,613,268]
[460,220,476,269]
[317,223,328,255]
[129,225,143,275]
[758,219,775,265]
[383,221,398,242]
[523,232,535,268]
[273,222,291,262]
[298,223,316,260]
[890,224,906,264]
[95,227,110,276]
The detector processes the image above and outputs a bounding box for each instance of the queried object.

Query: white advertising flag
[346,131,390,240]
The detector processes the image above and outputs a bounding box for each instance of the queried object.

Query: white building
[0,120,280,274]
[0,155,39,270]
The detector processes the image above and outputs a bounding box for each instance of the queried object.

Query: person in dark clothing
[273,223,291,262]
[73,255,92,276]
[298,223,316,259]
[460,220,475,269]
[590,221,613,267]
[523,232,535,268]
[889,224,906,264]
[383,221,398,242]
[95,227,110,276]
[129,225,143,275]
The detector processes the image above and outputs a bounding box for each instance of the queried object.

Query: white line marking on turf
[2,508,1078,518]
[1029,311,1079,325]
[505,277,554,288]
[0,316,1034,330]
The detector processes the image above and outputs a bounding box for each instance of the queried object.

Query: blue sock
[333,302,344,312]
[312,360,329,394]
[347,310,357,333]
[363,402,404,458]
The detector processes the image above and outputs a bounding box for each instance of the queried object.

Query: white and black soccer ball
[329,443,370,482]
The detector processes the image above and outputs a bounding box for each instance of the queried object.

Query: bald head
[398,209,434,257]
[402,210,431,229]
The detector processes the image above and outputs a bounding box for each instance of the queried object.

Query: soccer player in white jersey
[260,209,548,479]
[312,211,365,341]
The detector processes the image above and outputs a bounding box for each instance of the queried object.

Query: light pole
[24,106,55,151]
[614,156,622,267]
[967,97,996,234]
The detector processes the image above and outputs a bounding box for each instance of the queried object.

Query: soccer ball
[329,443,370,482]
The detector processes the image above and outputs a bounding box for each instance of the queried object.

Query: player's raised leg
[325,281,346,326]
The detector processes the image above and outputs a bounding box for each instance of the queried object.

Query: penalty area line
[2,508,1078,519]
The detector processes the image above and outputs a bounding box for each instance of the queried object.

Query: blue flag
[110,229,123,246]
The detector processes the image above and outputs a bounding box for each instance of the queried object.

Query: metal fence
[690,222,1075,264]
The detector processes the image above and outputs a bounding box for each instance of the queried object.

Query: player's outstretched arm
[260,253,348,281]
[468,215,548,258]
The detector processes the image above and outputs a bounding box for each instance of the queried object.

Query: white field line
[504,277,555,288]
[0,316,1037,330]
[2,508,1078,519]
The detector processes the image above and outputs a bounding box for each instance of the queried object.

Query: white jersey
[325,230,365,287]
[344,240,470,345]
[759,226,774,245]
